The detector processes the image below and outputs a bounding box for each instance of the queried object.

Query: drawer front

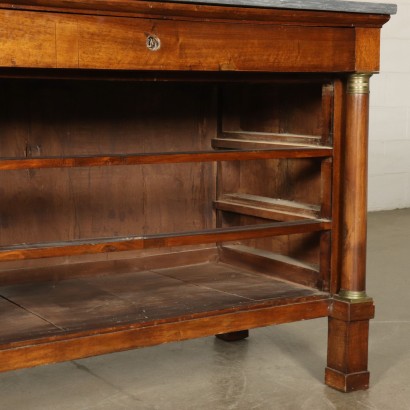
[0,10,356,72]
[0,11,57,68]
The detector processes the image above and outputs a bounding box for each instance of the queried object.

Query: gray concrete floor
[1,209,410,410]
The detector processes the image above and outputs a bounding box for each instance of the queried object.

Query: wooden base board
[0,260,330,372]
[0,298,330,373]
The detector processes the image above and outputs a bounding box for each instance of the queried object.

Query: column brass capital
[347,73,372,94]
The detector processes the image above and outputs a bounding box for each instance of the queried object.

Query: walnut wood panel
[221,84,324,136]
[0,79,328,270]
[0,81,215,248]
[219,159,323,210]
[0,11,57,68]
[0,10,356,72]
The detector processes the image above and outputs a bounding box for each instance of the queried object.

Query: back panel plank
[0,81,216,247]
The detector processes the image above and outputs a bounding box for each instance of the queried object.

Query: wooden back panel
[0,80,216,246]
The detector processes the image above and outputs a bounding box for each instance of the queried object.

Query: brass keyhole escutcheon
[146,34,161,51]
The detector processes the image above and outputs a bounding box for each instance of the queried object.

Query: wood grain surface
[0,261,330,371]
[0,0,392,387]
[0,9,359,72]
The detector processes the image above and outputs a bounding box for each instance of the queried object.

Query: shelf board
[219,131,323,145]
[215,193,321,221]
[0,147,333,171]
[0,219,331,261]
[0,260,330,372]
[212,138,321,150]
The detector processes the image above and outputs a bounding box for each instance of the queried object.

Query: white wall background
[366,0,410,210]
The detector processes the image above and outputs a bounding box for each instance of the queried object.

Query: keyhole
[146,35,161,51]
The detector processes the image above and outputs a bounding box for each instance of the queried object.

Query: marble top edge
[158,0,397,15]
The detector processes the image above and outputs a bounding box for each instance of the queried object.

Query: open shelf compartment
[0,76,334,372]
[0,256,330,372]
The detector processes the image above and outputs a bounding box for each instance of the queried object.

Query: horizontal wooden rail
[215,193,320,221]
[0,148,333,171]
[0,219,331,261]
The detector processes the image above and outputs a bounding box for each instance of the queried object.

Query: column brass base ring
[334,290,373,304]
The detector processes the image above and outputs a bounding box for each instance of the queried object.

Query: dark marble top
[158,0,397,14]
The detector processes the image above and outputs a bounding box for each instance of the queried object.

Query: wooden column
[325,73,375,392]
[339,73,371,299]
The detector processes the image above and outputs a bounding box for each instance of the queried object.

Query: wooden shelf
[212,138,325,150]
[215,193,321,221]
[0,260,330,372]
[220,131,322,145]
[213,131,327,151]
[0,148,333,171]
[0,219,331,261]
